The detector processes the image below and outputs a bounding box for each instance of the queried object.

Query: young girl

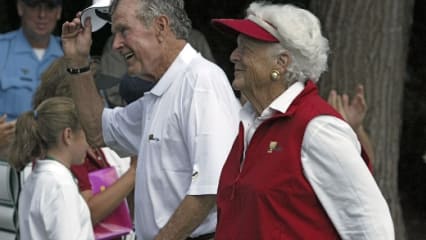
[30,56,136,239]
[9,97,94,240]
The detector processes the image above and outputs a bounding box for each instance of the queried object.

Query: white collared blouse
[19,160,94,240]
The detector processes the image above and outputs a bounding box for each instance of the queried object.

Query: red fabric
[216,81,371,240]
[71,149,111,192]
[211,18,279,42]
[71,150,124,240]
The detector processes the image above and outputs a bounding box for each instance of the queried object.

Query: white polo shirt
[19,160,94,240]
[102,44,241,239]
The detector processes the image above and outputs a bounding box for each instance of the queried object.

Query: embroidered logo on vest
[267,141,282,153]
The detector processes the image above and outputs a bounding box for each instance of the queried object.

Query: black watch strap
[66,64,91,74]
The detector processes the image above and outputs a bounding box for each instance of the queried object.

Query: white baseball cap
[81,0,112,32]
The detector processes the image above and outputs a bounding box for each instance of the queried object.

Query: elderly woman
[212,2,394,240]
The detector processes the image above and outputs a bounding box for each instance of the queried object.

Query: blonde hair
[9,97,81,171]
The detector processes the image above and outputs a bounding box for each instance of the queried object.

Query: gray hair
[247,2,329,83]
[110,0,192,40]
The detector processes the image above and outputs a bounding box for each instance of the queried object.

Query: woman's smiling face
[230,34,279,96]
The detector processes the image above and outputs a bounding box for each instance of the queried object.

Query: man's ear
[154,15,169,43]
[17,1,24,17]
[56,6,62,20]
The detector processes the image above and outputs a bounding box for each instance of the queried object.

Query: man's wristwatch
[66,64,91,74]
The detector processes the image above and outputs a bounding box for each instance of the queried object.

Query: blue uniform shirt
[0,28,63,120]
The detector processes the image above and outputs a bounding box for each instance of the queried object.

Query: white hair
[247,2,329,83]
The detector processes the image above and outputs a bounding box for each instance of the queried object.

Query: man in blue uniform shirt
[0,0,63,121]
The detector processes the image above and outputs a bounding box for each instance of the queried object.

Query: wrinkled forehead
[110,1,144,32]
[109,0,135,16]
[110,7,129,33]
[110,0,131,22]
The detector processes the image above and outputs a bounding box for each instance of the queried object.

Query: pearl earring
[270,70,280,81]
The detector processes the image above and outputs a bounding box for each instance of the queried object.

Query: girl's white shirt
[19,160,94,240]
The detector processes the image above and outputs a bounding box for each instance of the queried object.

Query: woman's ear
[62,127,73,146]
[277,52,291,72]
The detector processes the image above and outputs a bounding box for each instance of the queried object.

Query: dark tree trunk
[309,0,414,239]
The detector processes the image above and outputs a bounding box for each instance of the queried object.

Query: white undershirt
[33,48,46,60]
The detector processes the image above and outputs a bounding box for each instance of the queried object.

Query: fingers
[83,16,93,33]
[350,86,367,116]
[76,11,82,18]
[328,89,348,120]
[342,93,350,110]
[0,114,6,123]
[86,147,96,159]
[0,119,15,147]
[355,84,364,96]
[0,120,15,129]
[81,17,93,44]
[62,20,82,38]
[327,89,337,107]
[61,12,88,38]
[3,126,15,137]
[61,13,93,62]
[7,120,15,131]
[335,94,346,118]
[0,121,15,138]
[328,89,344,111]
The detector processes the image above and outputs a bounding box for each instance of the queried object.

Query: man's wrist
[66,64,91,75]
[65,56,92,75]
[65,56,91,67]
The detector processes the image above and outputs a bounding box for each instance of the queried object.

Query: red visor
[211,18,279,42]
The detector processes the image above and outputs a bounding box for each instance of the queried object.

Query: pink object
[89,167,133,240]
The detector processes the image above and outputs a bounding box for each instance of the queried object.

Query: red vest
[216,81,370,240]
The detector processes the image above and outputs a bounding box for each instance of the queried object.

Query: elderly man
[61,0,240,239]
[212,2,394,240]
